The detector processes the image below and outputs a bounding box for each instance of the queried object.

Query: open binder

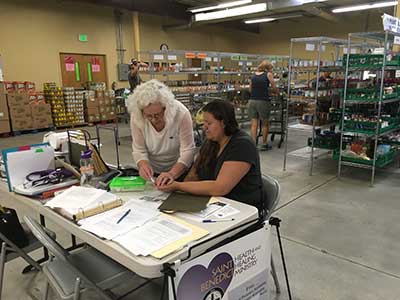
[45,186,123,221]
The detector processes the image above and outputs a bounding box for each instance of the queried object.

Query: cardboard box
[95,90,104,99]
[7,93,30,107]
[101,111,115,121]
[24,82,35,92]
[86,97,99,108]
[9,105,31,119]
[0,94,9,121]
[31,102,51,116]
[87,114,100,122]
[0,120,10,133]
[32,115,53,129]
[104,97,111,106]
[0,81,14,93]
[11,117,33,131]
[13,81,26,93]
[87,107,99,115]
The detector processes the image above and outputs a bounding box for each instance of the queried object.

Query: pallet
[54,123,88,130]
[88,119,117,126]
[12,127,55,136]
[0,132,12,138]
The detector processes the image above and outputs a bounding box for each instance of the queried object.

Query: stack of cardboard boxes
[30,93,53,129]
[0,91,10,134]
[0,81,53,133]
[86,90,116,123]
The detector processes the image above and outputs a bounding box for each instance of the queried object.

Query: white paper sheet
[114,216,192,256]
[45,186,107,209]
[209,205,240,219]
[79,201,160,240]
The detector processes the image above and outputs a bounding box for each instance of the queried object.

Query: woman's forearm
[168,162,187,179]
[175,180,227,196]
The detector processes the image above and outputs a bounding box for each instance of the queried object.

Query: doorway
[60,53,108,88]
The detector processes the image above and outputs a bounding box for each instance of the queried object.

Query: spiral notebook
[45,186,123,221]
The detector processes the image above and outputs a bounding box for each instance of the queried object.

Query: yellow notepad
[151,214,209,259]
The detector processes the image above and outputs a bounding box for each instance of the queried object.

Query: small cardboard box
[0,120,11,133]
[13,81,26,93]
[95,90,104,99]
[7,93,30,107]
[11,117,33,131]
[9,105,31,119]
[0,81,14,93]
[0,94,9,121]
[87,107,99,115]
[31,102,51,116]
[87,114,100,122]
[32,115,53,129]
[86,97,99,108]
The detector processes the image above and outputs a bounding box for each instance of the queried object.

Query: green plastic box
[109,176,147,192]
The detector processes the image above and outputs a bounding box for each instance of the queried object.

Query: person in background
[248,60,278,151]
[158,100,262,209]
[128,79,196,186]
[128,58,148,92]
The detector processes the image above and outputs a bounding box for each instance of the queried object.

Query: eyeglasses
[143,108,165,121]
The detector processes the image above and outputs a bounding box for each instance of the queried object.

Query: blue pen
[116,209,131,224]
[202,218,235,223]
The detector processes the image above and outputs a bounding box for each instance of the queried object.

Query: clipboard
[158,192,210,213]
[1,143,55,192]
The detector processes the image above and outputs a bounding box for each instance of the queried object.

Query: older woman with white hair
[128,79,196,186]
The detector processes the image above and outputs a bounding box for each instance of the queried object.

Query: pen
[150,176,156,184]
[202,218,235,223]
[116,209,131,224]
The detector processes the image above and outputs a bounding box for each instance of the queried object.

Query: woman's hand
[138,161,154,181]
[155,172,174,187]
[156,180,180,192]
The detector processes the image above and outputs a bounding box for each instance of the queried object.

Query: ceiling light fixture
[332,1,397,14]
[194,3,267,21]
[244,14,303,24]
[189,0,252,13]
[244,17,276,24]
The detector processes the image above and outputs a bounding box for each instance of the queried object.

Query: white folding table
[0,183,259,279]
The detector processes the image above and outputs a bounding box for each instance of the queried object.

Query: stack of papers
[45,186,122,220]
[114,215,208,258]
[78,201,160,240]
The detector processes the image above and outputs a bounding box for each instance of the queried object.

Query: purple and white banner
[171,225,271,300]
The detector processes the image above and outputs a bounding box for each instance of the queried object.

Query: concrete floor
[1,123,400,300]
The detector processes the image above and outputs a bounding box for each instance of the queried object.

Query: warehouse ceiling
[69,0,398,32]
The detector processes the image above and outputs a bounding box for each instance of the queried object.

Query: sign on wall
[171,225,271,300]
[383,14,400,34]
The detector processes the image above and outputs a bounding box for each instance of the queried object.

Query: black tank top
[250,72,270,100]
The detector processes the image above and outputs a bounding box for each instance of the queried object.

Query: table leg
[66,234,85,251]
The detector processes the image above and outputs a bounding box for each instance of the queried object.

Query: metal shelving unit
[338,31,400,186]
[139,50,289,126]
[283,37,348,175]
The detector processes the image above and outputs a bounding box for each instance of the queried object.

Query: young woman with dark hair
[158,100,263,209]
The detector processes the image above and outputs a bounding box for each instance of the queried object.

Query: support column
[133,11,141,60]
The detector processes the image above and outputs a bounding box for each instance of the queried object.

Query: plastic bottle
[80,149,94,185]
